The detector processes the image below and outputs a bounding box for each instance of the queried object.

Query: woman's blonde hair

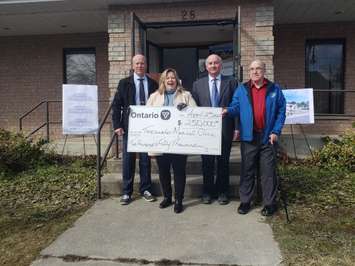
[158,68,184,94]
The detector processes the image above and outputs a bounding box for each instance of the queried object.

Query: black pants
[240,133,278,206]
[201,137,232,196]
[122,135,151,196]
[156,154,187,201]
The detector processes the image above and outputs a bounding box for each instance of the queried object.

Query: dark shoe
[120,194,131,205]
[174,201,183,213]
[159,198,172,208]
[202,194,212,204]
[142,190,156,202]
[237,202,251,215]
[218,193,229,205]
[261,204,278,217]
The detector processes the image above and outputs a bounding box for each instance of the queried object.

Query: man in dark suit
[192,54,238,205]
[112,54,158,205]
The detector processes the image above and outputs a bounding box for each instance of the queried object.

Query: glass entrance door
[133,14,241,87]
[131,12,147,57]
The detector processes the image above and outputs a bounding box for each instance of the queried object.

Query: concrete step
[101,173,240,198]
[107,153,242,175]
[46,137,111,156]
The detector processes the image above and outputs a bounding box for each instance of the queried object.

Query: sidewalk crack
[41,254,242,265]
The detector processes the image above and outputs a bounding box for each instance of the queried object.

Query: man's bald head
[132,54,146,77]
[205,54,222,78]
[205,54,222,66]
[249,60,265,71]
[249,59,266,85]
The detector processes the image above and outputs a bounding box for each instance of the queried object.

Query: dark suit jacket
[112,75,158,131]
[192,75,238,143]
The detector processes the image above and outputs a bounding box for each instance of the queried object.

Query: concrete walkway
[31,198,282,266]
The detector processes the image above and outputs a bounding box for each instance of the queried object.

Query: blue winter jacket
[227,79,286,144]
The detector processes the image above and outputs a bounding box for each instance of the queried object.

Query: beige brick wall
[0,32,109,138]
[275,22,355,134]
[5,2,352,138]
[108,0,274,95]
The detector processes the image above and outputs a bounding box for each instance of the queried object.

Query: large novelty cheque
[127,106,222,155]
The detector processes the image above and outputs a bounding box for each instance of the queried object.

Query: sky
[283,88,313,103]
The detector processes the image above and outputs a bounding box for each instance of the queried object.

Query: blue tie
[212,78,219,107]
[138,78,145,105]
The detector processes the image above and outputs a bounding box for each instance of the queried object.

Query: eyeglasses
[249,67,264,72]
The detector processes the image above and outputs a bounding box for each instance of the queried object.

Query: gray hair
[249,59,266,70]
[205,54,222,66]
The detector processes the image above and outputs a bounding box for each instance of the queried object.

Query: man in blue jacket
[223,60,286,216]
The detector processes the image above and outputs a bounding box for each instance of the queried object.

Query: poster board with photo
[283,88,314,125]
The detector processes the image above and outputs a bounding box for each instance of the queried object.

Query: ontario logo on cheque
[130,109,171,120]
[160,110,171,120]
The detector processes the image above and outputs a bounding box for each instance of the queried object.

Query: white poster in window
[127,106,222,155]
[283,88,314,124]
[62,84,98,134]
[221,59,233,76]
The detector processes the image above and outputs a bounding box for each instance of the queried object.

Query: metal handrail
[18,98,116,199]
[19,101,45,127]
[19,101,60,141]
[26,122,47,138]
[285,89,355,117]
[96,101,120,199]
[19,100,110,141]
[314,89,355,117]
[313,89,355,92]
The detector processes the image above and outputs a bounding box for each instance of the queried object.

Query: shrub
[310,130,355,173]
[279,131,355,208]
[280,164,354,209]
[0,129,46,174]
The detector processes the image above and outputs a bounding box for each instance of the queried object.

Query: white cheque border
[127,106,222,155]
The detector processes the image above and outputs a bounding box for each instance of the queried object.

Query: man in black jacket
[112,54,158,205]
[192,54,238,205]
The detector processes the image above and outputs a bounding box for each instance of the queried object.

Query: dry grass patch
[0,156,96,266]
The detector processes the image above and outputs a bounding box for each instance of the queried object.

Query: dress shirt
[133,72,148,105]
[208,74,221,106]
[250,79,267,132]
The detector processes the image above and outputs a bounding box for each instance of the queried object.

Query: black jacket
[112,75,158,131]
[192,75,238,143]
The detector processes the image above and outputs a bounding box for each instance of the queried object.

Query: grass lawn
[270,164,355,266]
[0,156,96,266]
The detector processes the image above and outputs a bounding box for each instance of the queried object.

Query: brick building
[0,0,354,139]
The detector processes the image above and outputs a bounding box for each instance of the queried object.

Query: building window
[64,48,96,85]
[305,40,345,114]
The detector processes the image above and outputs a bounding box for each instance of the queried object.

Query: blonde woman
[146,68,196,213]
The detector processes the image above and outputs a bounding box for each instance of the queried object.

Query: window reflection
[64,49,96,85]
[306,40,344,114]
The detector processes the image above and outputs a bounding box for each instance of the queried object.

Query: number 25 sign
[181,10,196,20]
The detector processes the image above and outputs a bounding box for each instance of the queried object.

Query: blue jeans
[122,135,152,196]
